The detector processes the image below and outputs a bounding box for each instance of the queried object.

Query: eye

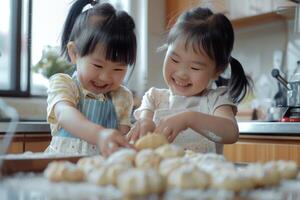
[191,67,200,71]
[93,64,103,69]
[171,57,179,63]
[114,68,125,72]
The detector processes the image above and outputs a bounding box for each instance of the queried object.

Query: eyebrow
[171,51,207,66]
[92,58,126,67]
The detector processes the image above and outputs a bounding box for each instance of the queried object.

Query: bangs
[168,23,215,61]
[77,22,136,66]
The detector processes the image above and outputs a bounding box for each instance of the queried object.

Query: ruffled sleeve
[207,86,237,115]
[134,87,167,119]
[47,73,79,124]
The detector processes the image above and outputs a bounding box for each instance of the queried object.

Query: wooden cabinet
[165,0,296,29]
[24,134,51,152]
[224,135,300,165]
[0,133,51,154]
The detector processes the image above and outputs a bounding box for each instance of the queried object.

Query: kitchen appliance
[272,69,300,122]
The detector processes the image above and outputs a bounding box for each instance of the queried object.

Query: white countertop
[0,121,300,135]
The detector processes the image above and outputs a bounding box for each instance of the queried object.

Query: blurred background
[0,0,299,122]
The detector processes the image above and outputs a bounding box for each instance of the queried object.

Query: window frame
[0,0,32,97]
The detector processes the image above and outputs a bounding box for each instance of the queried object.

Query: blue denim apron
[57,76,118,137]
[46,75,118,155]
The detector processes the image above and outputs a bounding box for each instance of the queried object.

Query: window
[31,0,72,95]
[0,0,129,97]
[0,0,30,96]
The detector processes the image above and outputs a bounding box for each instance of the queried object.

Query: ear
[67,42,78,64]
[212,69,223,80]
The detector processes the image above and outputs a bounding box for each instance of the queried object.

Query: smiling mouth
[173,78,191,88]
[92,81,110,90]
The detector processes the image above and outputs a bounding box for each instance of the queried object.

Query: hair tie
[90,0,99,6]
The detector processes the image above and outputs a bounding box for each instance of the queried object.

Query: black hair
[167,7,251,103]
[61,0,136,66]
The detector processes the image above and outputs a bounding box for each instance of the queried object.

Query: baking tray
[0,153,84,175]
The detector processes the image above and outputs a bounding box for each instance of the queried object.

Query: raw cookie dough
[167,164,210,189]
[135,149,162,169]
[77,155,105,174]
[159,157,188,177]
[44,161,85,182]
[117,168,164,196]
[106,148,137,166]
[87,162,132,186]
[134,133,168,150]
[154,144,185,159]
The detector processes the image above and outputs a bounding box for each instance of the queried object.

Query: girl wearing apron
[130,7,251,153]
[45,1,136,156]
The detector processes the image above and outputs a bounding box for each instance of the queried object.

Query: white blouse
[134,87,237,153]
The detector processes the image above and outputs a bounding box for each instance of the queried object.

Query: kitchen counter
[0,121,50,133]
[0,121,300,135]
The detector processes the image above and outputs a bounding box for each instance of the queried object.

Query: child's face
[76,45,128,94]
[163,39,220,96]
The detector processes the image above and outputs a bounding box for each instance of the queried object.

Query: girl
[129,7,251,154]
[45,0,136,157]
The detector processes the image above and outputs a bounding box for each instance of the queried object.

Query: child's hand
[154,112,189,142]
[128,118,156,142]
[98,129,134,157]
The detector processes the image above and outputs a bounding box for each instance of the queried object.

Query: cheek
[163,63,173,76]
[113,72,126,83]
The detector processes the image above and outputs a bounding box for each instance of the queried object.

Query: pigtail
[228,57,251,103]
[61,0,95,59]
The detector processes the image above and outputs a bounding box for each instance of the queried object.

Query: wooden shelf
[231,11,293,29]
[165,0,295,30]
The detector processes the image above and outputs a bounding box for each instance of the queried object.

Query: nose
[98,70,112,82]
[174,66,188,79]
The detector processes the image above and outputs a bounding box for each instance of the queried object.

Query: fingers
[163,127,173,142]
[107,142,121,155]
[100,144,109,157]
[115,134,134,149]
[168,132,177,142]
[130,122,141,142]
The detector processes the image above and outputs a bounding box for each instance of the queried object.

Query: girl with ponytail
[46,0,137,156]
[130,7,251,154]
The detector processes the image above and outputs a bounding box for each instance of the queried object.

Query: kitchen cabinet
[1,133,51,154]
[165,0,296,29]
[224,134,300,165]
[1,134,24,154]
[24,134,51,152]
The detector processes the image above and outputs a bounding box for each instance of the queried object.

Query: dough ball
[134,133,168,150]
[87,162,132,186]
[167,164,210,189]
[135,149,162,169]
[196,160,235,174]
[77,155,105,174]
[183,149,199,158]
[242,163,281,187]
[117,168,164,196]
[159,157,187,177]
[106,148,137,166]
[211,168,255,191]
[266,160,298,179]
[154,144,185,159]
[44,161,85,182]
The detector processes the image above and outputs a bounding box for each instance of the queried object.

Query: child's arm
[154,105,238,144]
[54,101,132,156]
[119,125,130,135]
